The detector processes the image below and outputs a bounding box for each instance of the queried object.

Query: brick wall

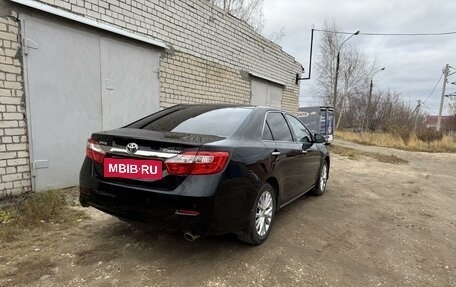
[0,8,32,196]
[0,0,302,196]
[159,51,251,107]
[30,0,302,110]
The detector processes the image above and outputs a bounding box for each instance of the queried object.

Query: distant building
[425,115,456,132]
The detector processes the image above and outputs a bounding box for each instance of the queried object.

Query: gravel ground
[1,140,455,287]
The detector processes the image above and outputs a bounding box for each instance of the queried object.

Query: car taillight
[164,151,230,175]
[86,138,106,164]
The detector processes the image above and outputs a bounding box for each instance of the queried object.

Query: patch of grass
[0,210,15,223]
[0,189,87,243]
[374,154,408,164]
[336,131,456,153]
[330,145,408,165]
[19,190,66,225]
[329,145,360,160]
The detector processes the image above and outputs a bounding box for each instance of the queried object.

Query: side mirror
[302,142,313,150]
[314,134,327,144]
[301,137,313,150]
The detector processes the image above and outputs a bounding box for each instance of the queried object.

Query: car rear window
[141,106,252,137]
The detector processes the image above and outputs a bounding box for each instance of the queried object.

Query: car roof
[172,103,282,112]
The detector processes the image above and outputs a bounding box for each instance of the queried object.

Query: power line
[314,29,456,36]
[423,72,444,104]
[423,103,438,114]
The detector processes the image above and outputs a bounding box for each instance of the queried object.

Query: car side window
[285,114,312,143]
[265,112,293,141]
[262,122,274,140]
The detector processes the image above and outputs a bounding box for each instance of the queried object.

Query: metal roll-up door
[250,77,283,108]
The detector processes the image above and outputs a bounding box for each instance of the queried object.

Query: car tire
[312,161,328,196]
[238,183,276,245]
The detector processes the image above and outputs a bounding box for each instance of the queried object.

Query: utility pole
[333,52,341,109]
[437,64,449,131]
[332,31,360,110]
[365,67,385,131]
[414,100,421,131]
[366,78,373,130]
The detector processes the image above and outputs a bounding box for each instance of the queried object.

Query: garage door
[250,77,283,108]
[22,15,161,191]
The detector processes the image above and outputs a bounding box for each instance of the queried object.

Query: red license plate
[104,158,163,179]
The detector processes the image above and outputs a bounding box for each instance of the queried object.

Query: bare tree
[337,47,372,129]
[449,99,456,135]
[210,0,265,32]
[314,20,422,133]
[449,98,456,115]
[314,21,339,104]
[267,27,285,45]
[314,20,372,128]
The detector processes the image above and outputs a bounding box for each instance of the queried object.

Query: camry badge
[126,142,139,154]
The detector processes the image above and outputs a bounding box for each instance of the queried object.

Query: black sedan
[80,104,330,245]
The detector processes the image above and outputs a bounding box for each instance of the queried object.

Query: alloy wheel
[319,163,328,192]
[255,190,273,237]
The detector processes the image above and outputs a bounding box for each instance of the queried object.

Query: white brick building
[0,0,302,196]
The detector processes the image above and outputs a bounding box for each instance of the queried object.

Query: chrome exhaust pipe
[183,232,200,242]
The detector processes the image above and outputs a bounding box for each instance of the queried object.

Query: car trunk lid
[89,128,224,191]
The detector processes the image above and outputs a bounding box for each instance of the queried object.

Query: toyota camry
[79,104,330,245]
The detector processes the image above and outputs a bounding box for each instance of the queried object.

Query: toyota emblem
[126,142,139,154]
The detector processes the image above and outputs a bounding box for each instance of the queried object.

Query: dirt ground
[1,140,456,287]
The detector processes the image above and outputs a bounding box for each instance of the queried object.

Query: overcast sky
[262,0,456,115]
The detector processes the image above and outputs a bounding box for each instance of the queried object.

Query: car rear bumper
[79,158,258,235]
[79,183,214,234]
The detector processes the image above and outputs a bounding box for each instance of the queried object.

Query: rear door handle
[271,151,281,156]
